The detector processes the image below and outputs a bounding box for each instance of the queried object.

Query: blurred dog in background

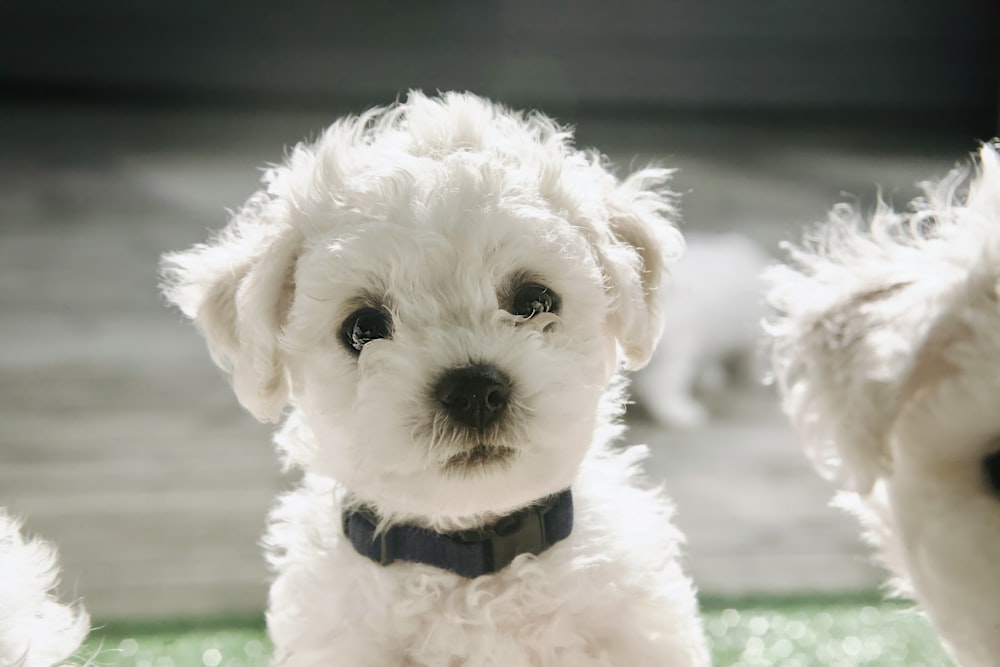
[631,233,769,429]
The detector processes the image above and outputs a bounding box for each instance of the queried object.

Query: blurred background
[1,0,997,623]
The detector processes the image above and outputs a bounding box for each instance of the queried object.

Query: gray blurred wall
[1,0,996,124]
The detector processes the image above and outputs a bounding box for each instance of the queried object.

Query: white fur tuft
[0,511,89,667]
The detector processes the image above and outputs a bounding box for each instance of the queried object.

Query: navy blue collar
[342,489,573,578]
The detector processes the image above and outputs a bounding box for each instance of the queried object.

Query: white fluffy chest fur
[265,443,708,667]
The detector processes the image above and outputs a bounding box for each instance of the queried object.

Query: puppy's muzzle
[435,364,511,430]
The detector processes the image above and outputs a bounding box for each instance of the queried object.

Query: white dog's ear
[161,193,301,423]
[768,142,1000,493]
[767,265,911,493]
[765,195,946,493]
[598,168,682,371]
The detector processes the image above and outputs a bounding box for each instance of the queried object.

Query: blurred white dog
[631,233,769,429]
[162,92,708,666]
[766,142,1000,667]
[0,511,89,667]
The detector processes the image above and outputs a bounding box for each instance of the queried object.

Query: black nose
[435,364,512,430]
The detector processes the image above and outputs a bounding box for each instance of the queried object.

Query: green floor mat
[79,595,953,666]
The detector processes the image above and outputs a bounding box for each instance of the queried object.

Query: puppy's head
[162,91,680,523]
[767,142,1000,664]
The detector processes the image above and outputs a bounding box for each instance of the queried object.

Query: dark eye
[340,308,392,354]
[510,283,559,318]
[983,450,1000,495]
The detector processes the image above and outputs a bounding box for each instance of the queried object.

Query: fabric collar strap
[342,489,573,578]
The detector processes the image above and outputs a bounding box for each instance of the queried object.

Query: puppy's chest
[286,546,647,665]
[336,567,629,665]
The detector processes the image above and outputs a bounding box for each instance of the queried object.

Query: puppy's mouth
[443,443,517,473]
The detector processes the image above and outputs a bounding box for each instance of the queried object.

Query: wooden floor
[0,103,977,620]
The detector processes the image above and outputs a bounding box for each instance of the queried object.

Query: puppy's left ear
[598,168,682,370]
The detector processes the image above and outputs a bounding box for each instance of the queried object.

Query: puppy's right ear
[597,168,684,371]
[161,192,301,423]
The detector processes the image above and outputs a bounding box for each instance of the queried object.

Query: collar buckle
[378,529,395,566]
[485,507,547,571]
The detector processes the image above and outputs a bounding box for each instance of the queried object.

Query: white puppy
[766,142,1000,667]
[0,511,89,667]
[162,92,709,666]
[631,233,769,429]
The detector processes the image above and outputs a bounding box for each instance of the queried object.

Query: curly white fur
[162,91,708,666]
[0,511,89,667]
[766,142,1000,667]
